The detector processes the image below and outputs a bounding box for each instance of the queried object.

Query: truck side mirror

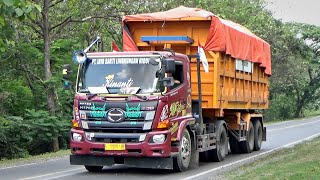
[63,64,72,79]
[162,77,175,87]
[149,57,160,66]
[164,59,176,73]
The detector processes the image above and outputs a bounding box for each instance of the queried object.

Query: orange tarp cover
[122,6,271,75]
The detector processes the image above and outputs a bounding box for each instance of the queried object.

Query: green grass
[304,109,320,117]
[0,150,70,168]
[265,111,320,125]
[224,137,320,179]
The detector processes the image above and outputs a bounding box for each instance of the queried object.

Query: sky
[264,0,320,26]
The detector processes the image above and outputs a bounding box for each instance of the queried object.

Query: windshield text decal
[92,57,149,65]
[103,74,133,88]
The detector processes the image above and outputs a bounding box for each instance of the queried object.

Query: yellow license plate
[105,143,125,151]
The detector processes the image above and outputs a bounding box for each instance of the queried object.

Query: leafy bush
[24,109,70,155]
[0,80,34,116]
[0,116,32,159]
[264,94,296,121]
[0,110,70,159]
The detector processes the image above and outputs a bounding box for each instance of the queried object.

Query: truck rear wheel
[253,120,263,151]
[199,121,228,162]
[240,121,254,153]
[173,129,191,172]
[211,121,228,162]
[84,165,103,172]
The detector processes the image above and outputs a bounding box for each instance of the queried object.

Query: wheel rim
[181,135,191,166]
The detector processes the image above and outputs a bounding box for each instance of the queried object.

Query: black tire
[199,121,228,162]
[229,133,241,154]
[211,121,228,162]
[253,120,263,151]
[240,121,254,153]
[173,129,192,172]
[84,165,103,172]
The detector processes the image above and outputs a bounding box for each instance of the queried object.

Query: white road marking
[268,118,320,132]
[0,162,41,170]
[182,132,320,180]
[45,171,85,180]
[0,157,68,170]
[18,167,84,180]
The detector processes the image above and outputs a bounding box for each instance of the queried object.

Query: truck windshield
[77,56,161,94]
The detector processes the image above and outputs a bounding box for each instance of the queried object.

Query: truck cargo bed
[124,18,269,114]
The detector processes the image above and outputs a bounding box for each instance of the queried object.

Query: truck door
[167,60,190,119]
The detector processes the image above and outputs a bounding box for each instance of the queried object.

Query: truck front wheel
[84,165,103,172]
[173,129,192,172]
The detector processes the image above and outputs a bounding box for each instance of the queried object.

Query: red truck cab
[69,51,196,172]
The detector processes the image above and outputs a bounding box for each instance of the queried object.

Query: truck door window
[171,61,184,89]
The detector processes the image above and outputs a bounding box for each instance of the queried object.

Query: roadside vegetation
[265,110,320,124]
[225,137,320,179]
[1,0,320,160]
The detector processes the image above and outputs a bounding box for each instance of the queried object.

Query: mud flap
[262,127,267,141]
[189,130,199,169]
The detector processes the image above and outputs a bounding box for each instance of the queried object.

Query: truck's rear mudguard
[263,126,267,141]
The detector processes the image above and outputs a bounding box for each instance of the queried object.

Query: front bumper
[70,128,173,157]
[70,155,173,169]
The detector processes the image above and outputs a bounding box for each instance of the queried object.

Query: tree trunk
[43,0,59,152]
[295,102,304,118]
[295,92,309,118]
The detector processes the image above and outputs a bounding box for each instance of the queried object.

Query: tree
[0,0,41,52]
[290,23,320,117]
[15,0,159,151]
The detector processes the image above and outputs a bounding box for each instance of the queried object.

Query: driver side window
[171,61,184,89]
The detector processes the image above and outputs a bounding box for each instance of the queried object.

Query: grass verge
[0,149,70,168]
[265,112,320,125]
[224,137,320,179]
[304,109,320,117]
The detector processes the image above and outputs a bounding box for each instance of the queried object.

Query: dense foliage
[1,0,320,159]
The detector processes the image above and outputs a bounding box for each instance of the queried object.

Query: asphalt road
[2,116,320,180]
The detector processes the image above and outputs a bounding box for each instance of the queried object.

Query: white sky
[264,0,320,26]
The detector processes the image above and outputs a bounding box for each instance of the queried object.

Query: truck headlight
[152,134,166,144]
[72,133,83,142]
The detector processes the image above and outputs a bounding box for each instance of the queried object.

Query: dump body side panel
[125,20,269,114]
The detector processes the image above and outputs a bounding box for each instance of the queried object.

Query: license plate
[105,143,125,151]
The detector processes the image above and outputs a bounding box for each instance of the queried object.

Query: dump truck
[65,6,271,172]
